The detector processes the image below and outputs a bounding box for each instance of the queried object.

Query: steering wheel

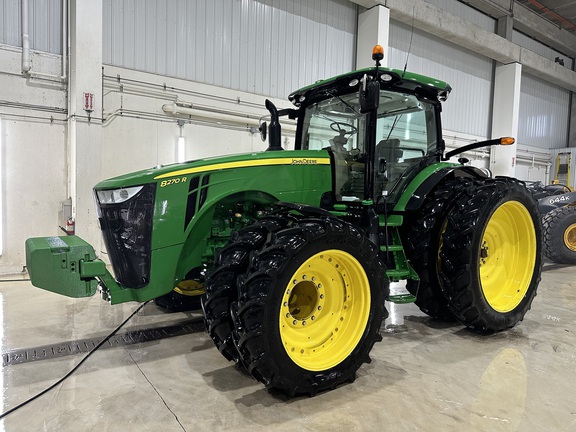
[330,122,358,136]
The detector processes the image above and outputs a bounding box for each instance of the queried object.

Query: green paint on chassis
[25,53,542,396]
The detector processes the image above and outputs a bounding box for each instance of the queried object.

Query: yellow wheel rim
[479,201,536,313]
[564,223,576,252]
[279,250,371,371]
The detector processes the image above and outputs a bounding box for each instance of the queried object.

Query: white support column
[570,92,575,147]
[68,0,103,249]
[491,62,522,177]
[356,6,390,69]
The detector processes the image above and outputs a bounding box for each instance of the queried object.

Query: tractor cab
[297,89,439,205]
[288,45,448,209]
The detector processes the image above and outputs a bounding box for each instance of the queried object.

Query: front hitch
[25,235,108,298]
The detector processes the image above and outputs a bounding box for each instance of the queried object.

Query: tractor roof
[288,67,451,106]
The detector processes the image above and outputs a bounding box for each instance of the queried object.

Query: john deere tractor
[26,46,542,397]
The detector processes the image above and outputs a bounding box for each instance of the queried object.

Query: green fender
[395,163,489,213]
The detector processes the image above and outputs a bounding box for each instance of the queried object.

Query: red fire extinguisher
[65,218,75,235]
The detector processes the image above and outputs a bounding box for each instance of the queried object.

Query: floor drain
[2,318,205,367]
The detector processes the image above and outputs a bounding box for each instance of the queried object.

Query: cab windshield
[300,89,438,201]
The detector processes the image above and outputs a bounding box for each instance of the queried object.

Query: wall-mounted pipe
[162,102,261,127]
[102,108,270,135]
[21,0,31,73]
[162,102,297,134]
[62,0,68,81]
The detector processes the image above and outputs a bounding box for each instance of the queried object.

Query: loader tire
[403,178,470,321]
[202,216,296,364]
[233,217,388,397]
[542,206,576,264]
[439,178,542,333]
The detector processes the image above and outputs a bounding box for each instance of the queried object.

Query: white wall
[388,19,493,139]
[101,65,295,182]
[0,46,67,274]
[102,0,357,99]
[518,73,571,150]
[2,0,572,274]
[0,47,296,274]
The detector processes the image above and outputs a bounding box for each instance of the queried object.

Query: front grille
[96,184,156,288]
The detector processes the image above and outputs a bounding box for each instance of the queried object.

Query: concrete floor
[0,263,574,431]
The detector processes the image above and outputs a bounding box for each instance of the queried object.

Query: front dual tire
[204,217,388,396]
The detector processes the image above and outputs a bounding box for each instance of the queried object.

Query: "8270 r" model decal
[160,177,188,188]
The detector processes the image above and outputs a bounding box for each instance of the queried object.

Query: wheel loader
[527,181,576,264]
[26,46,542,396]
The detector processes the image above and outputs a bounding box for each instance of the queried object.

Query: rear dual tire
[439,178,542,332]
[402,178,468,321]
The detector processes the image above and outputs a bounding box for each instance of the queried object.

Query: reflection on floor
[0,263,574,431]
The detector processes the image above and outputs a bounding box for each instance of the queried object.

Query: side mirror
[259,121,267,142]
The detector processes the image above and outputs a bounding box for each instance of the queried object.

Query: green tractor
[26,46,542,397]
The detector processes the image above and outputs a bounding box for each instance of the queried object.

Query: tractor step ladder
[380,214,417,304]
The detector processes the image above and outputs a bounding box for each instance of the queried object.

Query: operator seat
[375,138,402,195]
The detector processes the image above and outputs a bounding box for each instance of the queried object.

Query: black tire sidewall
[266,237,383,384]
[441,178,542,331]
[237,218,387,394]
[402,177,473,320]
[543,206,576,264]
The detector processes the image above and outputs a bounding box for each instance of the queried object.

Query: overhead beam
[452,0,576,58]
[350,0,576,92]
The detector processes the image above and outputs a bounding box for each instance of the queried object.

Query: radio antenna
[402,5,416,78]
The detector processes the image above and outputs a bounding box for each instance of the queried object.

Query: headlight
[96,186,144,205]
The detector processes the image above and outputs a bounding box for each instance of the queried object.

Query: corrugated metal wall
[388,19,494,138]
[0,0,62,54]
[102,0,357,99]
[518,73,570,149]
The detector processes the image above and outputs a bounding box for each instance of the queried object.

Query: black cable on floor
[0,300,150,420]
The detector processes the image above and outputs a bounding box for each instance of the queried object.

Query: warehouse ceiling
[515,0,576,33]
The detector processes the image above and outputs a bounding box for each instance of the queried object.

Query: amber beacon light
[372,44,384,62]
